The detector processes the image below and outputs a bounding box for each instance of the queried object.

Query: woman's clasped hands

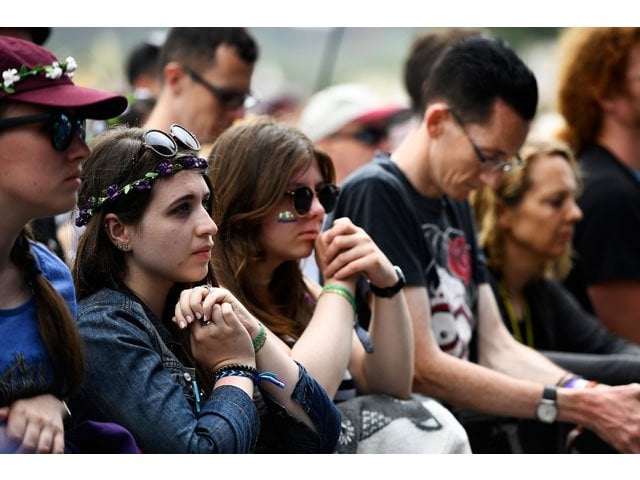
[173,286,258,372]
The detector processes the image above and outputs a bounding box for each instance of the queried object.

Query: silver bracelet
[61,400,72,418]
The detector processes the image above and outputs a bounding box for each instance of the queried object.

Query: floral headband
[1,57,77,94]
[75,155,209,227]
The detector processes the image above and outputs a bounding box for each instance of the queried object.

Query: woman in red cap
[0,35,126,453]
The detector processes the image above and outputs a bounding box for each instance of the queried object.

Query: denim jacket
[71,288,340,453]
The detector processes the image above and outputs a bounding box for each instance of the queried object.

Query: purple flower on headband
[179,156,197,169]
[106,184,120,200]
[155,162,174,177]
[85,196,98,208]
[177,155,208,169]
[75,209,91,228]
[134,179,152,190]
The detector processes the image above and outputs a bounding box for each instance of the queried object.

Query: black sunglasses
[333,126,388,147]
[133,124,200,162]
[0,112,86,151]
[182,65,254,110]
[284,184,340,216]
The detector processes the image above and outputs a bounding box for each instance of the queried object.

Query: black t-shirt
[489,268,640,354]
[565,145,640,313]
[328,153,486,361]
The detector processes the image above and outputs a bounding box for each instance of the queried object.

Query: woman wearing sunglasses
[0,36,127,453]
[175,119,470,453]
[71,124,339,453]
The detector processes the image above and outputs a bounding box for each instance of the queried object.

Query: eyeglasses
[284,184,340,216]
[0,112,86,151]
[133,124,200,163]
[448,108,522,172]
[182,65,254,110]
[333,126,388,147]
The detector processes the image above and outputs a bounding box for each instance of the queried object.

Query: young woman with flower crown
[0,36,127,453]
[70,124,340,453]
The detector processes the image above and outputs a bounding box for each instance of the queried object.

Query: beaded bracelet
[252,323,267,353]
[213,363,285,389]
[320,284,374,354]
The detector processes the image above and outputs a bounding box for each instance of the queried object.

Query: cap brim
[355,106,406,124]
[11,84,128,120]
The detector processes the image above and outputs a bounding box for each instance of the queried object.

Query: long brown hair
[208,119,335,341]
[0,101,83,398]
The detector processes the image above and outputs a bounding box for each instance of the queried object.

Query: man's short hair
[403,28,485,114]
[422,36,538,124]
[159,27,258,74]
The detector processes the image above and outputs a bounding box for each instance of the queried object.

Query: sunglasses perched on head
[133,124,200,163]
[0,112,86,151]
[284,183,340,216]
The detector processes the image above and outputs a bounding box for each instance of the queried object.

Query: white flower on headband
[2,68,20,88]
[46,62,63,80]
[0,56,78,94]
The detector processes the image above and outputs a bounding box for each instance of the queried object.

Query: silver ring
[200,318,212,326]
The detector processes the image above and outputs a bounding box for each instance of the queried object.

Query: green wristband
[321,284,357,313]
[252,323,267,353]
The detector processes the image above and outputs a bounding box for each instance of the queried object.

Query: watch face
[537,402,557,423]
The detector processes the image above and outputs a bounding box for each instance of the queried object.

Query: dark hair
[403,28,485,114]
[73,125,217,393]
[556,27,640,155]
[158,28,258,77]
[73,125,215,301]
[125,42,161,89]
[421,36,538,124]
[209,120,334,341]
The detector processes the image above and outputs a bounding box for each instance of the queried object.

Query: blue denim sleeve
[256,362,341,453]
[74,304,259,453]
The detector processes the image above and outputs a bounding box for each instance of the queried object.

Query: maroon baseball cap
[0,35,127,119]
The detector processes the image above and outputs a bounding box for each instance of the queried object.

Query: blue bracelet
[214,365,285,389]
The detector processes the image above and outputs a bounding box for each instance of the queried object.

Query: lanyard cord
[498,281,534,348]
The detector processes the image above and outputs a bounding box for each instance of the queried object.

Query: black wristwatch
[536,385,558,424]
[369,265,406,298]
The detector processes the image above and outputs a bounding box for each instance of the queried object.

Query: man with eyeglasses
[144,28,257,148]
[298,83,405,185]
[327,35,640,453]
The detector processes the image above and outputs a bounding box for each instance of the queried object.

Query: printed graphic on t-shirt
[0,353,51,406]
[423,224,474,359]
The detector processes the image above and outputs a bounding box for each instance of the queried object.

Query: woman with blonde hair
[471,139,640,384]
